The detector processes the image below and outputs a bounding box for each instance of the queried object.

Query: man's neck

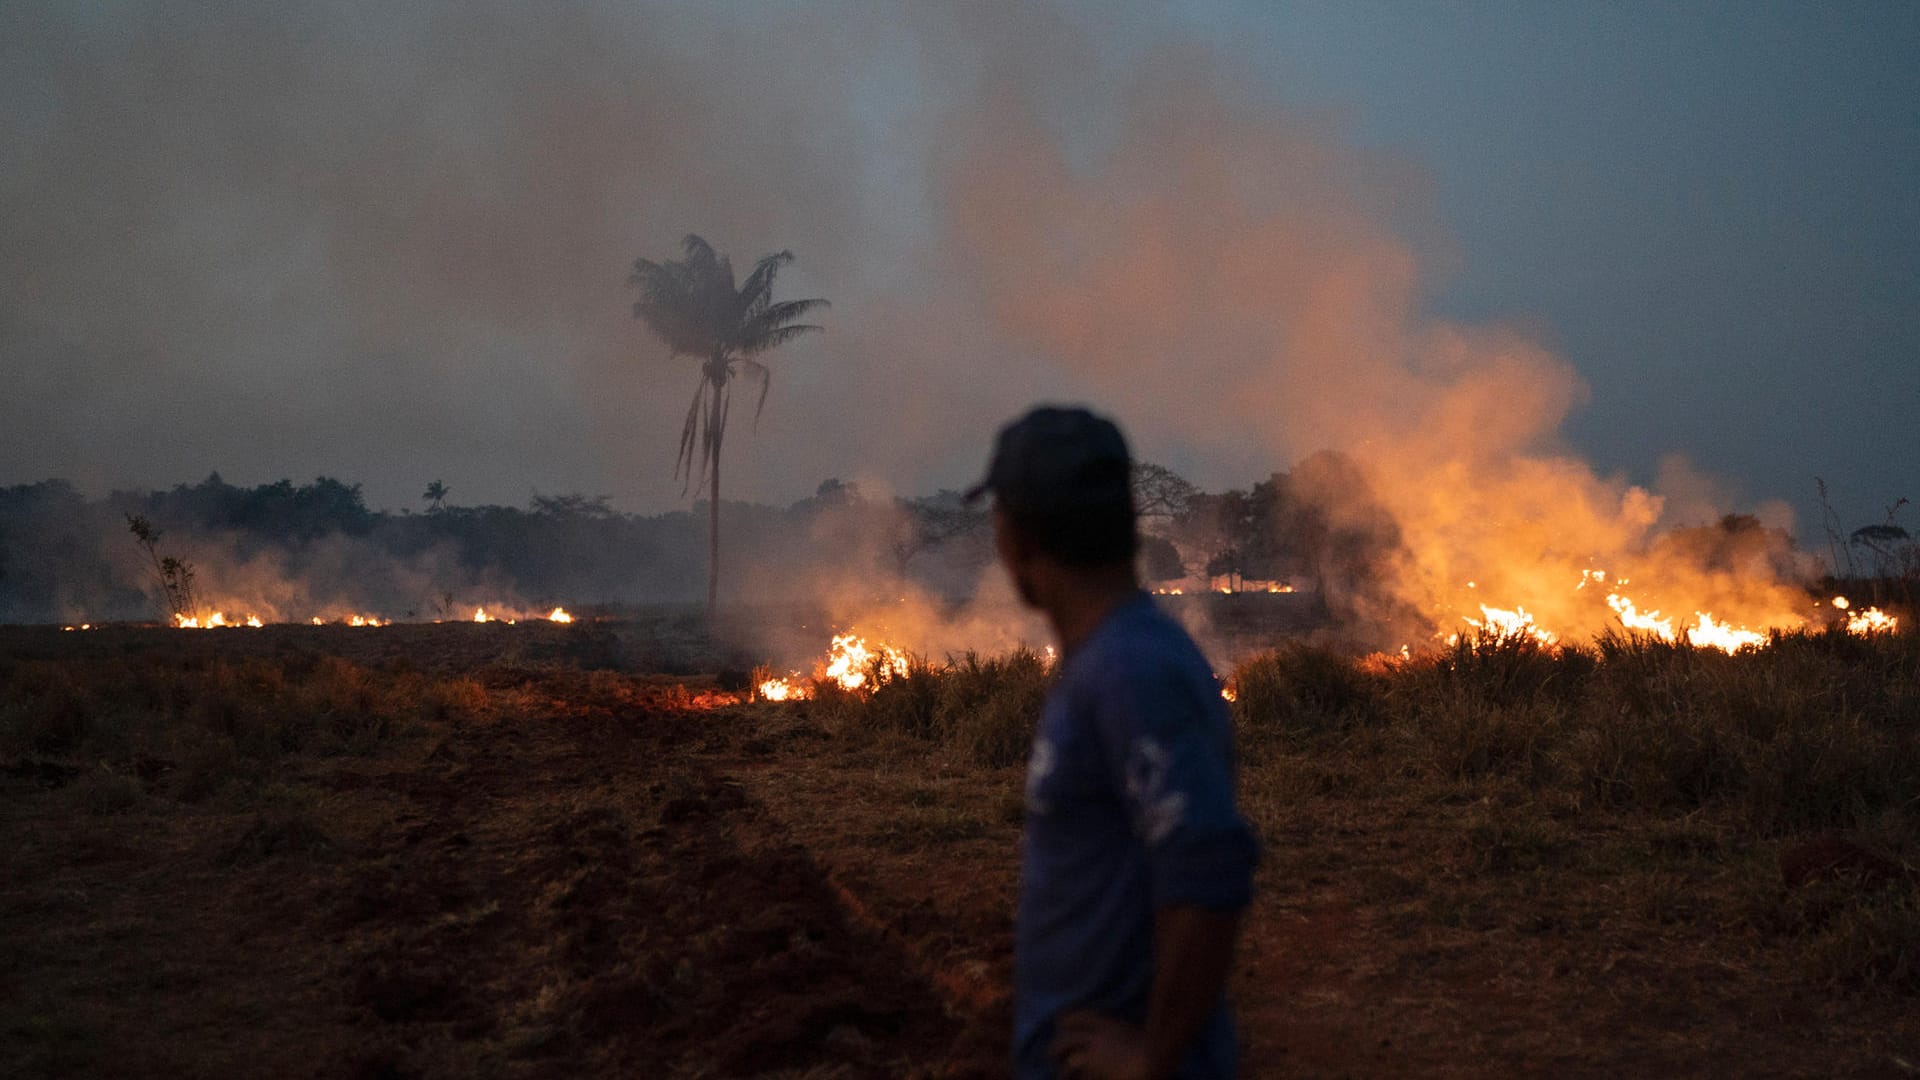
[1045,568,1143,655]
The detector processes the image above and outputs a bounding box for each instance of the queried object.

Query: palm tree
[422,480,449,513]
[630,234,827,610]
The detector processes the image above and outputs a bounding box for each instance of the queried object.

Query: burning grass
[1231,626,1920,997]
[803,647,1052,768]
[5,618,1920,1076]
[819,623,1920,1002]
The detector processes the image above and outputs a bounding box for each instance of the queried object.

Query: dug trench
[330,701,1011,1078]
[0,674,1006,1078]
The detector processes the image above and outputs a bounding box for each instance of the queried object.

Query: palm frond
[674,377,708,494]
[632,255,708,356]
[755,296,830,328]
[737,322,824,356]
[738,250,795,309]
[679,234,719,278]
[732,358,772,428]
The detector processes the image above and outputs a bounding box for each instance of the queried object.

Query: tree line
[0,453,1399,625]
[5,462,1901,625]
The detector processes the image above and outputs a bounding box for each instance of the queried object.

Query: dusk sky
[3,1,1914,543]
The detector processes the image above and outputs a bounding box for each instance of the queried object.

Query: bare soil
[3,623,1918,1077]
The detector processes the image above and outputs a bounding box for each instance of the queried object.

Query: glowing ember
[1462,604,1555,645]
[347,615,389,627]
[1686,613,1768,653]
[1603,591,1771,654]
[757,676,804,701]
[1847,607,1898,635]
[749,632,914,702]
[1832,596,1852,610]
[173,612,262,629]
[547,607,574,623]
[823,632,910,691]
[1606,594,1676,639]
[1219,683,1237,703]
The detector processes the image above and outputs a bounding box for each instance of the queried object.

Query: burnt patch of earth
[328,703,996,1078]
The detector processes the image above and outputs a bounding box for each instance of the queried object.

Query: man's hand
[1049,1010,1160,1080]
[1049,907,1242,1078]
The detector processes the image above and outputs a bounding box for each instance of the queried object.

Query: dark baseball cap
[964,405,1133,515]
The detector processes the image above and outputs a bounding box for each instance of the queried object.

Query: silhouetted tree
[1176,489,1254,582]
[423,480,449,513]
[1850,520,1916,598]
[1140,535,1185,583]
[631,234,828,610]
[1132,462,1198,522]
[125,513,197,622]
[529,493,616,520]
[889,491,985,575]
[813,478,860,507]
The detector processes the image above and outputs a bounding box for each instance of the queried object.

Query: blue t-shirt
[1014,592,1259,1079]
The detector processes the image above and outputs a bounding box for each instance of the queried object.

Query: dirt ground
[3,624,1919,1077]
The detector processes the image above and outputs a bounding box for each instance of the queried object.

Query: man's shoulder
[1084,598,1209,673]
[1064,599,1216,707]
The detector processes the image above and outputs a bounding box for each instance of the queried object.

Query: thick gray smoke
[2,1,1845,649]
[0,1,1448,509]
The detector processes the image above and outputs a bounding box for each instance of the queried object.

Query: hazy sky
[2,1,1914,540]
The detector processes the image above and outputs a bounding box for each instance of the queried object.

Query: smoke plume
[1,1,1831,646]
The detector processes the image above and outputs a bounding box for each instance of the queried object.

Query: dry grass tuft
[810,648,1051,768]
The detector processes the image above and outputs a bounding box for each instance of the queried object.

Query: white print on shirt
[1026,737,1056,816]
[1125,737,1188,847]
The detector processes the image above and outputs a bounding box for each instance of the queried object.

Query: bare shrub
[1230,642,1378,740]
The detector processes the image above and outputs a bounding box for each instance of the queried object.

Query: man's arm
[1050,904,1243,1080]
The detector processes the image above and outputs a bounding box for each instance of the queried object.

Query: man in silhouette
[967,405,1259,1080]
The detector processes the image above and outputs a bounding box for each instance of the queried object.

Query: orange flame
[1686,612,1768,653]
[757,676,804,701]
[750,631,914,703]
[173,612,263,629]
[1461,603,1556,645]
[1847,607,1899,635]
[822,632,911,691]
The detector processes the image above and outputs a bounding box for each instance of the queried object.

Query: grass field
[2,617,1917,1077]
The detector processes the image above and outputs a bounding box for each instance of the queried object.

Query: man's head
[967,405,1139,609]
